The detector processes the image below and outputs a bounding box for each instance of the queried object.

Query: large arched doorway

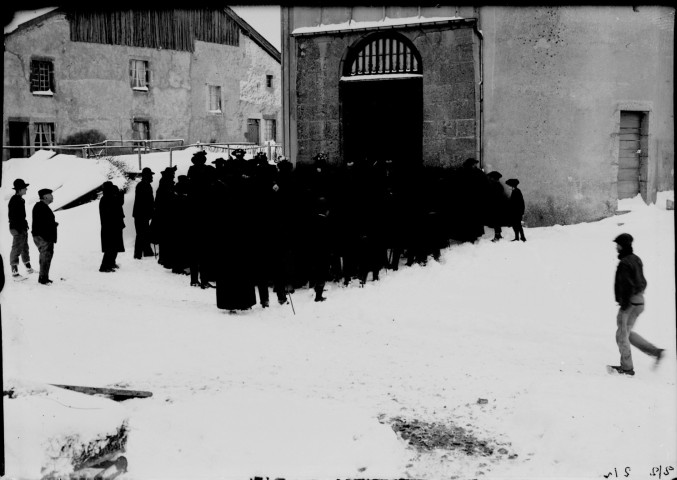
[340,32,423,167]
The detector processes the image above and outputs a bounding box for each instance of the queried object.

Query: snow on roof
[292,15,465,36]
[4,7,58,35]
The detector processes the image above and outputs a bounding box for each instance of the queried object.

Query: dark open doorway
[341,77,422,167]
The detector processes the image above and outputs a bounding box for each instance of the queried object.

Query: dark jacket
[508,187,525,221]
[32,201,58,243]
[615,248,647,310]
[100,187,126,253]
[133,179,154,220]
[8,194,29,231]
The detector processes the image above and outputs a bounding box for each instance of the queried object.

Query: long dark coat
[99,186,125,253]
[485,179,510,228]
[507,187,525,223]
[133,179,154,221]
[452,165,489,241]
[215,174,257,311]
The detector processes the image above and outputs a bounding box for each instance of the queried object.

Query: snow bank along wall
[282,6,674,227]
[3,9,281,153]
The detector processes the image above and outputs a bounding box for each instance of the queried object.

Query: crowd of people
[7,151,527,312]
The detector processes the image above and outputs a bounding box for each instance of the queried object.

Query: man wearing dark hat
[505,178,526,242]
[8,178,34,278]
[99,182,126,272]
[133,167,155,259]
[32,188,58,285]
[486,171,508,242]
[608,233,664,376]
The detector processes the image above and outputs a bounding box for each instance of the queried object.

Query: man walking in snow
[8,178,35,278]
[32,188,58,285]
[609,233,664,375]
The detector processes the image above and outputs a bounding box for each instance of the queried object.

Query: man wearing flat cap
[8,178,35,278]
[32,188,58,285]
[133,167,155,259]
[608,233,664,376]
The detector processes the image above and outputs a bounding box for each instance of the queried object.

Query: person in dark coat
[8,178,34,277]
[170,175,192,275]
[151,166,177,268]
[215,167,257,312]
[32,188,58,285]
[486,171,508,242]
[308,197,332,301]
[99,182,126,272]
[453,158,489,243]
[505,178,526,242]
[188,151,217,287]
[609,233,664,375]
[133,167,155,259]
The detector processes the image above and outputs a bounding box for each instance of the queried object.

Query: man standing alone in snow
[8,179,35,278]
[32,188,58,285]
[609,233,664,375]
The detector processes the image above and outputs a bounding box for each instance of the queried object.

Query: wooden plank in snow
[51,384,152,400]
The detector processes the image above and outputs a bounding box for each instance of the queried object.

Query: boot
[11,265,20,277]
[25,263,35,274]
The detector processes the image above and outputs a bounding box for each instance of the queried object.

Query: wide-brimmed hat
[38,188,53,198]
[232,148,246,157]
[141,167,155,176]
[212,157,226,166]
[487,171,502,180]
[463,158,479,167]
[505,178,520,187]
[191,151,207,164]
[13,179,29,190]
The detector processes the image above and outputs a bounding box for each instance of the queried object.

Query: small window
[266,75,273,88]
[264,119,277,142]
[34,123,56,148]
[30,60,55,94]
[130,60,150,90]
[208,85,222,112]
[132,120,150,145]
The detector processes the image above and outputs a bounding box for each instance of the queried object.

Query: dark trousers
[511,219,526,240]
[10,228,31,266]
[33,235,54,281]
[134,217,154,258]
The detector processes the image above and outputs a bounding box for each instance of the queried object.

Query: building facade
[281,6,674,226]
[4,7,281,160]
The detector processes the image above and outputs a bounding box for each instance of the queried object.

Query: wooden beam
[51,384,152,400]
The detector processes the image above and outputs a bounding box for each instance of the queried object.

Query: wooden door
[8,121,30,159]
[618,112,642,199]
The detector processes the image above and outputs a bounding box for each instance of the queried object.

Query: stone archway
[340,32,423,167]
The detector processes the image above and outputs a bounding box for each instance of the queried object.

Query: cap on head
[13,179,29,190]
[505,178,520,187]
[614,233,634,247]
[38,188,53,198]
[191,151,207,165]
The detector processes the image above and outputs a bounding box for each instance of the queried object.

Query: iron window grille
[347,34,422,76]
[30,60,55,93]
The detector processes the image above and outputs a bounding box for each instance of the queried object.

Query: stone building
[281,6,674,226]
[4,7,281,160]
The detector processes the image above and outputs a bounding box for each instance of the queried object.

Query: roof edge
[223,6,281,64]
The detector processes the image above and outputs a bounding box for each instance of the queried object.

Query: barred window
[34,123,55,147]
[208,85,222,112]
[130,60,150,90]
[30,60,55,93]
[264,119,276,142]
[346,34,422,77]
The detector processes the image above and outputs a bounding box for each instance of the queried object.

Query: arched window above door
[344,33,422,77]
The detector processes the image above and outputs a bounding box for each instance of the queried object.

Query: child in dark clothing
[506,178,526,242]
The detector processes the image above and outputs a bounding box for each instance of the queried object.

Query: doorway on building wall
[8,121,30,159]
[618,111,648,200]
[340,32,423,167]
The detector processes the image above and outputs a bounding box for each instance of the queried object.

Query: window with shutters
[344,32,422,77]
[30,59,55,94]
[130,60,150,91]
[208,85,222,113]
[34,123,55,147]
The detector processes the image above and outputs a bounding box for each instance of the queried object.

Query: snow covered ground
[1,150,675,480]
